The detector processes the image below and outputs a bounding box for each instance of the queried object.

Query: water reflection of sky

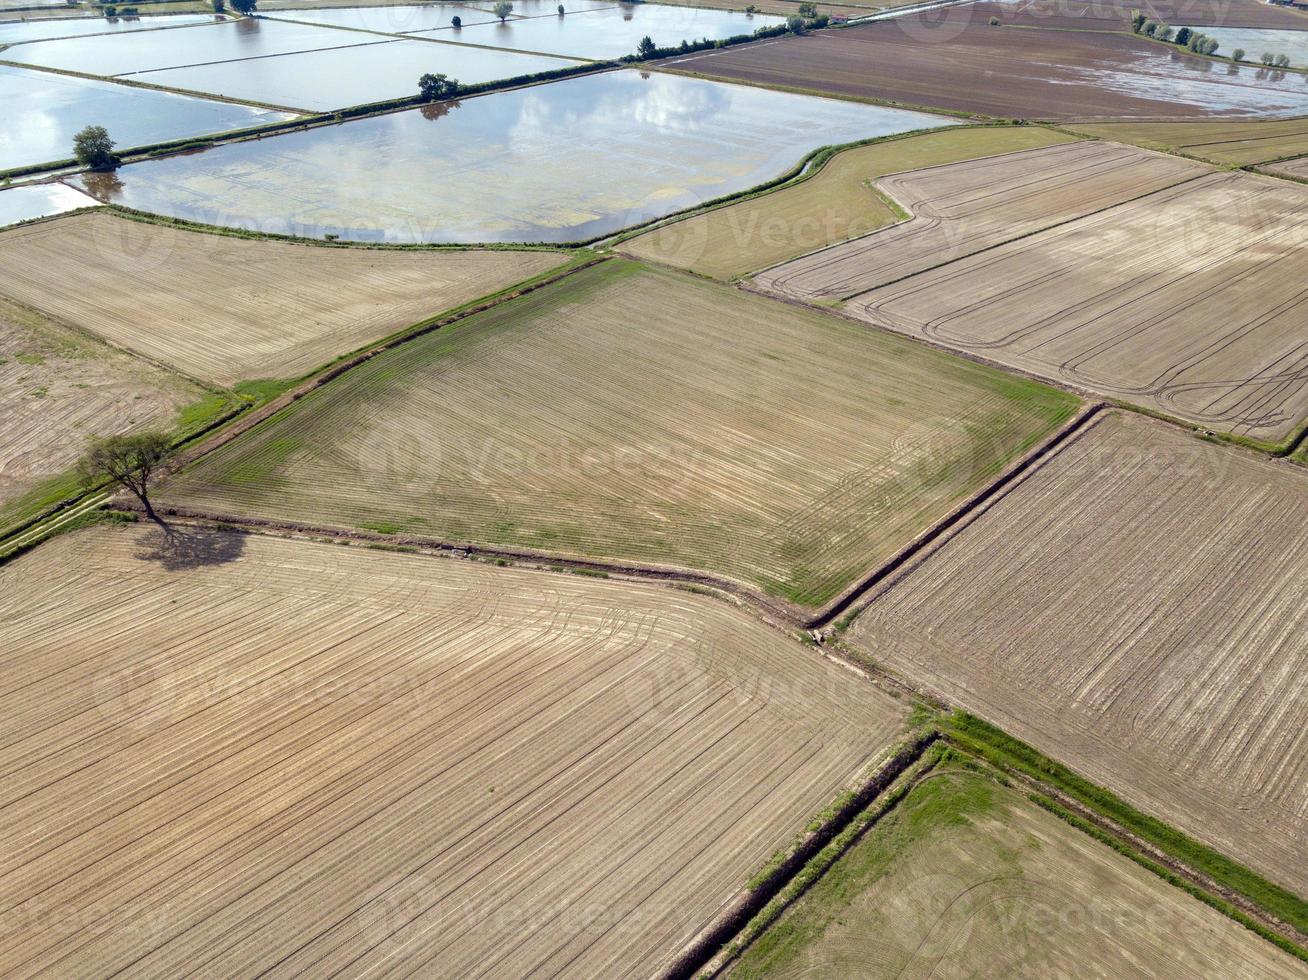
[1044,41,1308,116]
[5,18,366,75]
[412,4,786,59]
[0,182,96,228]
[266,3,509,33]
[73,70,953,243]
[136,39,578,111]
[1175,26,1308,67]
[0,13,216,44]
[0,64,292,171]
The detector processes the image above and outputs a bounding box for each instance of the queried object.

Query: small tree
[73,125,118,170]
[1174,25,1190,45]
[1157,25,1172,41]
[786,14,805,32]
[797,1,816,15]
[1130,8,1147,32]
[1232,47,1245,61]
[212,0,225,11]
[557,3,564,13]
[1274,52,1290,67]
[418,72,460,100]
[230,0,256,13]
[451,13,461,25]
[1262,51,1275,65]
[1202,37,1218,55]
[1141,19,1157,35]
[79,432,171,523]
[636,34,657,58]
[493,0,512,21]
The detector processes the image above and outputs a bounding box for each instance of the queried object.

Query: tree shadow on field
[132,522,246,571]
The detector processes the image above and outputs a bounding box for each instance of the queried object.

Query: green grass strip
[946,711,1308,936]
[1028,793,1308,963]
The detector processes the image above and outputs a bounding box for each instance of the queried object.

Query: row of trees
[1131,9,1299,64]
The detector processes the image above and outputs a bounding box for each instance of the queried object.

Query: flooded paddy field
[1177,25,1308,66]
[3,16,368,75]
[419,3,785,59]
[0,182,95,227]
[138,38,577,111]
[73,70,952,243]
[0,12,217,44]
[0,64,292,171]
[669,21,1308,119]
[267,3,511,32]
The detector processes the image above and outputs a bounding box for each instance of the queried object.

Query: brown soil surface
[666,21,1308,119]
[846,411,1308,895]
[843,169,1308,442]
[0,524,907,976]
[0,212,566,385]
[754,139,1207,300]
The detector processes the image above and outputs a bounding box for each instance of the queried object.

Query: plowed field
[847,411,1308,894]
[621,126,1078,281]
[731,766,1307,978]
[0,524,907,976]
[155,260,1077,610]
[0,212,566,385]
[845,170,1308,441]
[754,140,1206,301]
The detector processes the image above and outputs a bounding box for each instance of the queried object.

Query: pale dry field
[0,212,566,385]
[1269,154,1308,181]
[158,260,1077,610]
[621,126,1077,281]
[848,170,1308,443]
[0,523,907,977]
[754,140,1207,302]
[0,296,201,532]
[1070,118,1308,166]
[730,767,1307,979]
[847,411,1308,894]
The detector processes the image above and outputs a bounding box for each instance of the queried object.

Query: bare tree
[79,432,171,523]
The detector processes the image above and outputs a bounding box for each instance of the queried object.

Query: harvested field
[843,169,1308,441]
[0,296,204,535]
[730,765,1307,978]
[846,411,1308,894]
[0,212,567,385]
[1070,117,1308,165]
[157,260,1077,610]
[667,22,1308,119]
[0,524,908,976]
[1269,153,1308,181]
[620,126,1078,280]
[754,139,1206,301]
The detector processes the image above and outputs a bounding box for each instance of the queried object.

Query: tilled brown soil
[666,22,1308,120]
[844,169,1308,442]
[754,139,1207,301]
[846,411,1308,895]
[978,0,1308,29]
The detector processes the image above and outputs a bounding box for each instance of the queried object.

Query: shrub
[1233,47,1245,60]
[1274,52,1290,67]
[1174,25,1190,45]
[1142,18,1157,35]
[797,1,816,15]
[102,3,116,14]
[1129,8,1146,31]
[230,0,256,12]
[1262,51,1275,65]
[786,13,805,32]
[451,13,461,26]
